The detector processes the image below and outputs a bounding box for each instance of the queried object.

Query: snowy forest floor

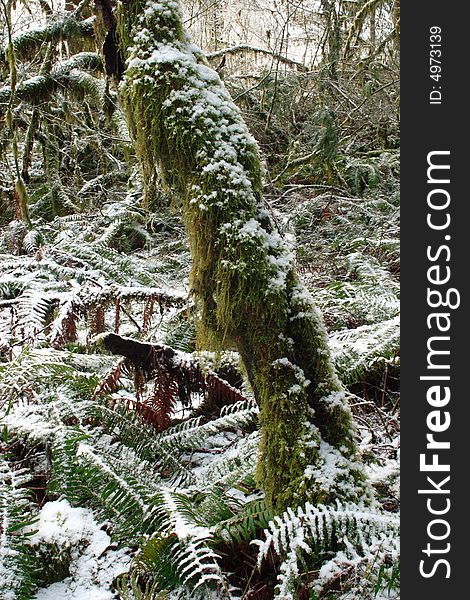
[0,7,400,592]
[0,158,400,599]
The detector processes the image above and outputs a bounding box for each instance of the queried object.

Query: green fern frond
[214,497,273,545]
[141,489,231,597]
[330,317,400,385]
[66,441,152,541]
[132,535,182,595]
[48,428,90,500]
[22,229,44,253]
[160,307,196,353]
[253,501,399,598]
[0,347,78,407]
[330,316,399,385]
[159,400,256,449]
[14,290,54,339]
[191,430,259,490]
[116,570,171,600]
[314,252,399,329]
[0,459,37,600]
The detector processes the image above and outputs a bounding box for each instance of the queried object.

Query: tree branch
[0,53,104,114]
[99,332,250,414]
[206,45,308,72]
[2,16,96,63]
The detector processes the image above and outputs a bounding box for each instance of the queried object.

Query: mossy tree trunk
[116,0,370,509]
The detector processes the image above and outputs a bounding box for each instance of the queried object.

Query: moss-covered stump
[116,0,371,509]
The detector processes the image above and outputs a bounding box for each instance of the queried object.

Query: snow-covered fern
[330,316,399,385]
[253,502,399,598]
[0,460,36,600]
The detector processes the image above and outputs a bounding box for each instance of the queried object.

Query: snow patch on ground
[26,500,130,600]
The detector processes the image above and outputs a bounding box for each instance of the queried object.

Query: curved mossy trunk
[117,0,370,509]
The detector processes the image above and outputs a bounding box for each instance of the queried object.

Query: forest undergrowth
[0,1,400,597]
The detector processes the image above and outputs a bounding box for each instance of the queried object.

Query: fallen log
[97,333,251,427]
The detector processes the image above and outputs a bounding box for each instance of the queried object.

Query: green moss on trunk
[117,0,371,509]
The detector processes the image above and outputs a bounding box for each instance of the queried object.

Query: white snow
[26,500,130,600]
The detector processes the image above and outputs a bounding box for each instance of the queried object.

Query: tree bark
[115,0,370,509]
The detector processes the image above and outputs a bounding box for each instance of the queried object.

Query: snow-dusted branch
[206,44,308,71]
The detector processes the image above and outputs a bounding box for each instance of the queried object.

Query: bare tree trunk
[116,0,371,509]
[392,0,400,52]
[369,6,376,55]
[320,0,341,79]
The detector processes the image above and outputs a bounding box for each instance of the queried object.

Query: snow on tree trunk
[117,0,371,509]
